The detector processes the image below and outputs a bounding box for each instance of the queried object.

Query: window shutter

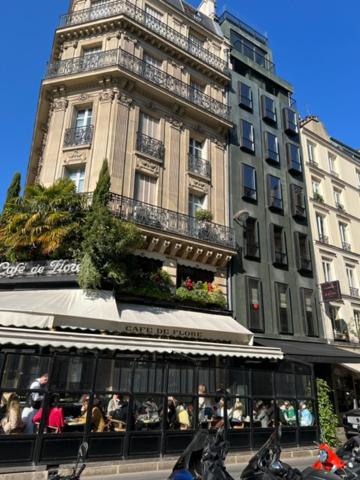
[261,95,266,118]
[294,232,301,270]
[282,230,288,266]
[286,143,291,168]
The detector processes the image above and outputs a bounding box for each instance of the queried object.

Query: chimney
[198,0,217,19]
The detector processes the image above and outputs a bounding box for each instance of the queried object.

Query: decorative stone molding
[166,116,184,130]
[78,93,90,102]
[99,90,115,103]
[210,136,227,150]
[52,98,68,112]
[136,157,160,177]
[189,177,209,193]
[117,92,133,107]
[64,149,87,163]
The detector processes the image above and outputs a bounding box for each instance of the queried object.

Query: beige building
[26,0,236,296]
[301,116,360,344]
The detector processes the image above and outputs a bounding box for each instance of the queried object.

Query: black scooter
[241,432,344,480]
[49,442,88,480]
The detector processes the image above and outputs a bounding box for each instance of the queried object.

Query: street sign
[321,280,342,302]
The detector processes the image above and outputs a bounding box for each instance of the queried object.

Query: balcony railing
[45,49,230,120]
[350,287,360,298]
[342,242,352,251]
[136,132,164,161]
[318,235,329,244]
[232,38,275,74]
[64,125,93,147]
[188,153,211,178]
[94,193,235,249]
[59,0,228,73]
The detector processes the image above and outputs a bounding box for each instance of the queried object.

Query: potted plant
[313,192,324,203]
[195,209,213,222]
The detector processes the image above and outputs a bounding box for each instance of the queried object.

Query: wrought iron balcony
[136,132,164,161]
[342,242,352,251]
[188,153,211,178]
[350,287,360,298]
[64,125,93,147]
[58,0,228,73]
[318,235,329,244]
[102,193,235,249]
[45,49,230,120]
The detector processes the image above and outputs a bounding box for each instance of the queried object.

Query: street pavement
[88,457,313,480]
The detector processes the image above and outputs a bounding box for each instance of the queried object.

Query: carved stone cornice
[52,98,69,112]
[136,157,160,177]
[189,176,209,193]
[117,92,133,108]
[99,89,115,103]
[210,136,227,150]
[166,116,184,131]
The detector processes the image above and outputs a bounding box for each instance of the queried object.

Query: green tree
[0,178,85,261]
[78,160,142,289]
[316,378,339,446]
[3,172,21,211]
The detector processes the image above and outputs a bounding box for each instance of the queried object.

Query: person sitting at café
[176,400,190,430]
[32,393,65,433]
[298,401,313,427]
[109,395,130,425]
[198,384,212,425]
[167,396,178,430]
[78,397,106,432]
[1,393,24,434]
[229,398,244,427]
[280,401,296,426]
[136,398,160,430]
[107,393,120,416]
[254,401,270,428]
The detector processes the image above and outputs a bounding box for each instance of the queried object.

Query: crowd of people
[0,376,314,434]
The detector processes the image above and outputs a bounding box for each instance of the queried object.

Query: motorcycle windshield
[241,432,277,479]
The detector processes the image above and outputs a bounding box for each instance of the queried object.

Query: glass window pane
[133,362,164,393]
[228,397,250,429]
[96,393,129,433]
[252,370,274,396]
[50,356,95,391]
[243,164,257,200]
[298,400,315,427]
[228,370,248,396]
[296,375,313,397]
[166,396,195,431]
[252,399,275,428]
[278,399,297,426]
[131,395,163,431]
[168,366,194,394]
[275,373,296,398]
[1,354,50,390]
[95,358,132,392]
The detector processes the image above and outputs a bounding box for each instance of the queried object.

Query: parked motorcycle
[169,429,234,479]
[312,436,360,478]
[49,442,88,480]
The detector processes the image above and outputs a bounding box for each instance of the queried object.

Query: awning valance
[256,338,360,363]
[0,289,253,345]
[341,363,360,374]
[0,327,283,360]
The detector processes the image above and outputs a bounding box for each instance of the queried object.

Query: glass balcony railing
[59,0,228,73]
[45,49,230,120]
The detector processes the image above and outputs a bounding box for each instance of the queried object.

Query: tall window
[242,164,257,202]
[328,153,337,175]
[189,138,204,159]
[241,120,255,153]
[238,82,253,110]
[283,108,298,134]
[134,173,157,204]
[262,96,276,123]
[354,311,360,338]
[302,289,318,337]
[244,218,260,259]
[287,143,302,174]
[339,222,350,250]
[291,185,306,220]
[268,175,283,211]
[65,166,85,193]
[75,108,92,129]
[330,306,349,342]
[333,189,343,209]
[307,142,316,164]
[271,225,287,267]
[322,260,332,282]
[346,266,358,297]
[356,170,360,189]
[316,213,327,243]
[276,283,293,334]
[312,179,321,196]
[295,233,312,272]
[140,113,160,139]
[189,192,206,217]
[265,132,279,163]
[247,278,264,332]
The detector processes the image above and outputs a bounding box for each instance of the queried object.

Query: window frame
[265,131,280,164]
[262,95,277,124]
[238,82,253,111]
[246,277,264,332]
[301,289,319,338]
[267,175,283,212]
[287,143,302,175]
[242,164,257,203]
[240,119,255,153]
[276,282,293,335]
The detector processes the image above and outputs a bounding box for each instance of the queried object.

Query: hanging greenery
[316,378,340,446]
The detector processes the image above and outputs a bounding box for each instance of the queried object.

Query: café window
[244,217,260,260]
[238,82,253,110]
[271,225,287,268]
[283,108,298,135]
[294,232,312,274]
[287,143,302,175]
[276,283,293,335]
[261,95,276,123]
[246,277,264,332]
[290,184,306,221]
[241,119,255,153]
[267,175,283,211]
[301,289,318,337]
[265,132,279,164]
[242,164,257,202]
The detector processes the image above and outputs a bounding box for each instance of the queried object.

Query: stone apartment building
[27,0,235,298]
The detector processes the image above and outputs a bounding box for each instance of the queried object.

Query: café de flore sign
[0,260,80,284]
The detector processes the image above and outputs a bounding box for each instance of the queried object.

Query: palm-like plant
[0,178,85,261]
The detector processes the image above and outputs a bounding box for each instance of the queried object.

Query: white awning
[341,364,360,374]
[0,311,53,329]
[0,289,253,345]
[0,326,283,360]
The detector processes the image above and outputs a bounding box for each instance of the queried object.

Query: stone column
[163,117,183,211]
[210,137,226,225]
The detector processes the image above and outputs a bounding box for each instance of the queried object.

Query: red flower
[184,277,193,290]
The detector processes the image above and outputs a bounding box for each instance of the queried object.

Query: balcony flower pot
[313,192,324,203]
[195,209,213,222]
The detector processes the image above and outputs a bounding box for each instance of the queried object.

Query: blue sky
[0,0,359,206]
